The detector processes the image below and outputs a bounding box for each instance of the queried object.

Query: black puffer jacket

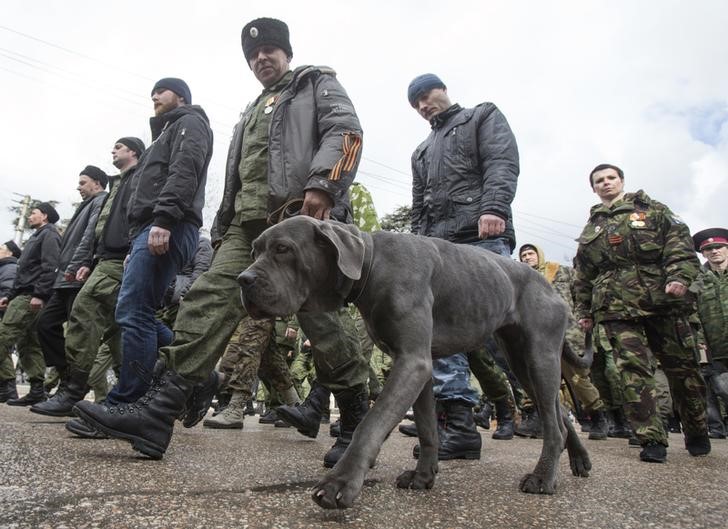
[0,256,18,300]
[128,105,213,238]
[411,103,519,249]
[10,223,61,301]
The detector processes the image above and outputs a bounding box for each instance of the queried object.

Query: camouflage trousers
[370,346,392,392]
[290,346,315,399]
[468,342,514,405]
[351,308,380,398]
[600,316,708,444]
[0,294,45,382]
[218,316,293,401]
[162,221,368,392]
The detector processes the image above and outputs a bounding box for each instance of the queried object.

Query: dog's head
[238,216,366,318]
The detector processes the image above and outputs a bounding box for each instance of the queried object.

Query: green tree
[380,205,412,233]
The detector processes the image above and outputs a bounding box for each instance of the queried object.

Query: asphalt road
[1,399,726,529]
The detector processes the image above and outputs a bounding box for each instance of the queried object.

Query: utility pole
[11,193,32,245]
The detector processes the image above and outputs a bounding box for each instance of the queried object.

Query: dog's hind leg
[396,378,438,489]
[312,351,432,509]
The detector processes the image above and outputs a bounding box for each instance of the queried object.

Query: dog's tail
[561,330,594,369]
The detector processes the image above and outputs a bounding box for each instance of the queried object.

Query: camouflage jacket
[692,264,728,360]
[573,190,700,323]
[349,182,380,232]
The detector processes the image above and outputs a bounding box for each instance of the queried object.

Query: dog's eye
[276,244,289,254]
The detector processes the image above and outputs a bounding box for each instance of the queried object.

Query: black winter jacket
[11,223,61,301]
[97,166,137,261]
[128,105,213,238]
[55,190,107,288]
[0,256,18,300]
[411,103,519,249]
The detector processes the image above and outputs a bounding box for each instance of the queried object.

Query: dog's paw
[311,473,364,509]
[395,469,436,490]
[519,473,557,495]
[569,452,592,477]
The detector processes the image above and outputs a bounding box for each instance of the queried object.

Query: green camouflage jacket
[349,182,380,232]
[573,190,700,322]
[692,264,728,361]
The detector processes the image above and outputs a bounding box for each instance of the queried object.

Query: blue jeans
[106,222,198,405]
[432,236,512,406]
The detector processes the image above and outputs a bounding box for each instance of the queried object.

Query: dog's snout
[238,270,257,287]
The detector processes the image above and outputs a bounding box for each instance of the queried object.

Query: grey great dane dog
[238,216,591,509]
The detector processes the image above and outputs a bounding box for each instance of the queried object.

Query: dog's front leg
[396,377,438,489]
[312,353,432,509]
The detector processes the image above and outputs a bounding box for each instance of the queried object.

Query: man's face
[248,45,290,88]
[0,244,12,259]
[28,208,47,229]
[77,175,100,200]
[111,143,135,169]
[701,244,728,269]
[591,168,624,201]
[152,88,184,116]
[520,248,539,268]
[414,87,451,121]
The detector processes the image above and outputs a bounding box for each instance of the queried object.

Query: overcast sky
[1,0,727,263]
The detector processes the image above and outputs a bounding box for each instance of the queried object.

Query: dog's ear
[315,221,365,280]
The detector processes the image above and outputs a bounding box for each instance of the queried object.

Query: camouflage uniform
[574,190,707,445]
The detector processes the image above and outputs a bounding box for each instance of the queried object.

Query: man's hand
[76,266,91,282]
[0,297,8,310]
[301,189,333,220]
[64,271,76,283]
[578,318,593,333]
[478,214,506,239]
[148,226,171,256]
[665,281,687,297]
[29,297,44,312]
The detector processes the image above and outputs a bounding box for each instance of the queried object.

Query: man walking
[0,203,61,405]
[75,18,368,466]
[407,73,519,459]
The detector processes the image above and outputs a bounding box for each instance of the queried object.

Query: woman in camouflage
[573,163,710,463]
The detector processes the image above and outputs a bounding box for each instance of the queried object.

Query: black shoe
[413,400,482,461]
[65,417,109,439]
[628,435,641,446]
[72,360,193,459]
[708,429,726,439]
[274,418,291,428]
[639,441,667,463]
[398,422,418,437]
[607,408,633,438]
[180,370,221,428]
[329,418,341,438]
[30,369,89,417]
[324,386,370,468]
[258,409,279,424]
[666,415,682,434]
[244,399,256,416]
[588,409,609,441]
[492,399,515,440]
[275,382,331,438]
[0,378,18,403]
[320,406,331,424]
[514,407,542,438]
[473,400,492,430]
[7,379,47,406]
[685,433,711,456]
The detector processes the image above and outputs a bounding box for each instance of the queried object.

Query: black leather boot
[324,386,369,468]
[685,432,711,456]
[414,400,482,460]
[473,398,492,430]
[275,381,331,438]
[398,421,418,437]
[72,360,193,459]
[608,408,633,438]
[492,398,515,440]
[7,378,47,406]
[639,441,667,463]
[0,378,18,403]
[65,417,109,439]
[588,409,609,440]
[515,407,542,438]
[30,369,89,417]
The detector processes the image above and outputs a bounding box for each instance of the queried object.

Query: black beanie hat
[407,73,446,107]
[80,165,108,189]
[151,78,191,104]
[35,202,60,224]
[3,240,21,259]
[241,18,293,63]
[116,137,146,158]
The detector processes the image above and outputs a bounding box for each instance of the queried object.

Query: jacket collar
[430,104,462,129]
